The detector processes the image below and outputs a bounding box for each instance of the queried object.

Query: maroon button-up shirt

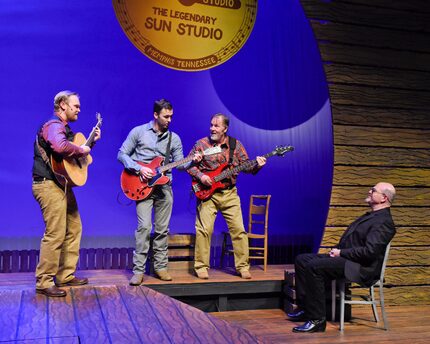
[41,116,86,158]
[187,136,258,186]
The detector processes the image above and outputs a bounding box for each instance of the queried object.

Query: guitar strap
[35,119,61,170]
[35,137,68,192]
[164,132,173,165]
[35,119,68,191]
[35,135,52,170]
[228,136,237,165]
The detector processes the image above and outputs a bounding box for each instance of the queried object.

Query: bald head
[376,182,396,204]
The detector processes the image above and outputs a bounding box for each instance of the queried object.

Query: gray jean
[133,185,173,274]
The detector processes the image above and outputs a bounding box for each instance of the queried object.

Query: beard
[365,195,374,206]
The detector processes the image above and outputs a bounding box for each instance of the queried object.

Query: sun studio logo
[113,0,257,71]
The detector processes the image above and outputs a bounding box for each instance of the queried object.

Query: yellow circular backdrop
[113,0,258,71]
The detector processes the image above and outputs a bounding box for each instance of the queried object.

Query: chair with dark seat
[220,195,271,271]
[331,241,392,331]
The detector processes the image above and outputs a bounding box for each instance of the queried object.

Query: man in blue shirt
[118,99,192,285]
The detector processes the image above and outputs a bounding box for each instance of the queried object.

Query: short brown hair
[211,113,229,128]
[54,90,79,111]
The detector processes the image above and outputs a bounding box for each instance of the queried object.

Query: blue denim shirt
[117,120,184,180]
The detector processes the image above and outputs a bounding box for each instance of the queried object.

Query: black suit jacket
[338,207,396,287]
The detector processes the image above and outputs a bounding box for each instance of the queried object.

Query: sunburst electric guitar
[192,145,294,201]
[51,113,102,187]
[121,146,222,201]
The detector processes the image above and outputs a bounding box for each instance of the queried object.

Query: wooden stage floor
[213,306,430,344]
[0,264,288,289]
[0,265,286,343]
[1,265,428,343]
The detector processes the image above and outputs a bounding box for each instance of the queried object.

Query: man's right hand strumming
[80,145,91,156]
[139,166,154,180]
[201,174,212,186]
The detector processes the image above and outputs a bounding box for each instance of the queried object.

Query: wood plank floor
[212,306,430,343]
[1,267,428,343]
[0,264,289,290]
[0,266,286,343]
[0,285,266,343]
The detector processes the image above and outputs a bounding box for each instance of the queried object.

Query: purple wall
[0,0,333,255]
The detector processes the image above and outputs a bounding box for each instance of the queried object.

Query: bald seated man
[288,182,396,333]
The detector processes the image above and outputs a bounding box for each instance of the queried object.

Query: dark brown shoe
[155,269,172,281]
[129,273,144,286]
[36,286,67,297]
[195,268,209,279]
[239,270,252,279]
[56,277,88,287]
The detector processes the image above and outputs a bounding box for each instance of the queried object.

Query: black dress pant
[294,253,347,320]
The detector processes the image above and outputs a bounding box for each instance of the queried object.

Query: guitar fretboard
[159,155,194,173]
[158,146,221,173]
[213,151,278,182]
[85,114,102,147]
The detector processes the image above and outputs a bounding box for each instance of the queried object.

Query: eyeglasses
[371,187,385,196]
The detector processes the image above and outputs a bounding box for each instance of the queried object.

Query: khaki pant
[194,187,249,272]
[32,180,82,289]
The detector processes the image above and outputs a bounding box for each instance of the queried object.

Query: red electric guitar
[121,146,222,201]
[192,145,294,201]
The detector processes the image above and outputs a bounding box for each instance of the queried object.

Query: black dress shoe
[287,310,306,321]
[292,319,326,333]
[56,277,88,287]
[36,286,67,297]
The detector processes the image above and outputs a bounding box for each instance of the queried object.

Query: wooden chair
[331,242,392,331]
[220,195,271,271]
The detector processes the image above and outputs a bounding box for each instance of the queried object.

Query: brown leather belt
[32,176,51,183]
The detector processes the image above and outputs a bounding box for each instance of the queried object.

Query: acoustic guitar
[51,113,102,187]
[121,146,222,201]
[192,145,294,201]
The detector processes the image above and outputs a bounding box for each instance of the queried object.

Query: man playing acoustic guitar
[32,90,101,297]
[187,113,266,280]
[118,99,201,285]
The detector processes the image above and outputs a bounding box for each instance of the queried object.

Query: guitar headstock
[95,112,103,127]
[273,145,294,157]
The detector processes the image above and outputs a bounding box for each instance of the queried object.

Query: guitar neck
[159,155,194,173]
[85,124,100,147]
[213,151,276,182]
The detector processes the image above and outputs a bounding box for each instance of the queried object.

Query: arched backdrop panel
[0,0,333,257]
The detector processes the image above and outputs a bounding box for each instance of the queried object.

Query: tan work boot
[155,269,172,281]
[195,268,209,279]
[239,270,252,279]
[129,273,144,286]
